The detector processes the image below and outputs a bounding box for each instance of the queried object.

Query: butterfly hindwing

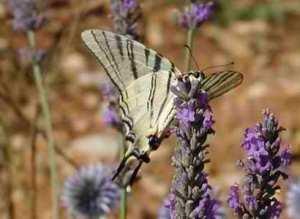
[200,70,243,100]
[121,70,176,151]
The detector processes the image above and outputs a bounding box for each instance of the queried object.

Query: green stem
[26,30,59,219]
[120,188,127,219]
[119,136,127,219]
[184,28,196,72]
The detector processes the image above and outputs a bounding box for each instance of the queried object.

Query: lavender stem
[185,27,196,72]
[26,30,59,219]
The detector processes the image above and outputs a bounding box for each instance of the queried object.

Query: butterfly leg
[127,149,151,185]
[128,160,143,185]
[112,151,135,181]
[111,148,145,180]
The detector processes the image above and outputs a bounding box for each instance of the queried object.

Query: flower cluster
[7,0,45,32]
[179,1,215,29]
[228,109,292,218]
[110,0,141,40]
[62,165,120,219]
[167,74,222,218]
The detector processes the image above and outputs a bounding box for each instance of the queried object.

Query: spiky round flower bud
[62,165,119,218]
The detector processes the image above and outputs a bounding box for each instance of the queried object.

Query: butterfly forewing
[81,30,180,150]
[200,70,243,100]
[81,30,180,89]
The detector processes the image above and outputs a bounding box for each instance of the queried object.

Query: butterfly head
[188,71,205,81]
[178,71,205,83]
[147,127,172,151]
[148,135,161,150]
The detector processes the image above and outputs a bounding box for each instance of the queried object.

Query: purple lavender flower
[102,104,122,130]
[228,185,243,216]
[100,82,119,103]
[179,1,215,29]
[100,82,123,130]
[110,0,141,40]
[157,194,176,219]
[287,179,300,219]
[169,76,222,218]
[62,165,120,219]
[176,101,196,128]
[18,47,46,64]
[227,109,292,218]
[192,195,223,219]
[7,0,45,32]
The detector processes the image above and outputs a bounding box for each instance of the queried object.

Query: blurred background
[0,0,300,218]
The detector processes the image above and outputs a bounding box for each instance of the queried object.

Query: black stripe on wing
[147,73,158,127]
[200,70,243,100]
[126,39,139,79]
[99,31,127,95]
[154,63,174,124]
[153,55,162,72]
[115,35,124,59]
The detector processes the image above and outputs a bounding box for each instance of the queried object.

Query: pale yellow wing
[122,70,176,151]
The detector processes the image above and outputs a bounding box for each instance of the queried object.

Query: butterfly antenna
[184,44,200,70]
[202,62,234,72]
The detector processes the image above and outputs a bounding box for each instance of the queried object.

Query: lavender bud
[100,82,119,103]
[100,82,123,131]
[102,103,122,130]
[228,185,242,215]
[110,0,141,40]
[7,0,46,32]
[18,47,46,64]
[179,1,215,30]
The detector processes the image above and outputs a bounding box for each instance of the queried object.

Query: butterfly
[81,29,243,186]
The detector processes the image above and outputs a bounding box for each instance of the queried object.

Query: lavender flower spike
[7,0,45,32]
[227,109,292,218]
[110,0,141,40]
[62,165,120,219]
[179,1,215,29]
[169,75,223,218]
